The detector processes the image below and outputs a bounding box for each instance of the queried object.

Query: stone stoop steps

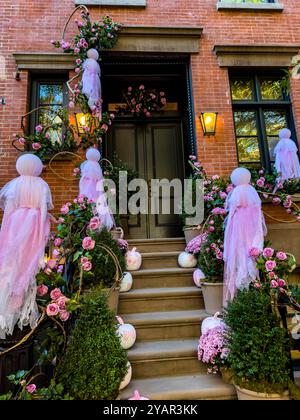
[119,238,236,400]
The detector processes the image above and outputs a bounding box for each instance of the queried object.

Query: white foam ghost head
[87,49,99,61]
[279,128,292,140]
[16,154,43,177]
[231,167,251,186]
[86,147,101,162]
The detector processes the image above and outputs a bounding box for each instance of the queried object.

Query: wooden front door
[107,118,185,239]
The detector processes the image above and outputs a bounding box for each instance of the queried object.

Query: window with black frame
[30,75,68,144]
[230,72,297,170]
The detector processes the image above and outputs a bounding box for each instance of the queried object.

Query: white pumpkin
[178,252,197,268]
[125,247,142,271]
[193,268,206,288]
[201,312,225,335]
[119,362,132,390]
[120,272,133,293]
[116,316,137,350]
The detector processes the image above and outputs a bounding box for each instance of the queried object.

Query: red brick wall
[1,0,300,214]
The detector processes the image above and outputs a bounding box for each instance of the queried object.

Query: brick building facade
[0,0,299,228]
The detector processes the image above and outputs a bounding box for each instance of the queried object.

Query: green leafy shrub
[224,288,291,394]
[83,227,126,289]
[56,291,128,400]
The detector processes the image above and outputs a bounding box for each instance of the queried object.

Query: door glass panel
[237,137,261,163]
[39,84,63,105]
[38,108,63,144]
[234,111,257,136]
[264,110,287,160]
[231,79,254,101]
[260,79,282,100]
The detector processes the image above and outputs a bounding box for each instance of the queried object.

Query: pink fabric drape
[0,154,53,338]
[223,179,267,306]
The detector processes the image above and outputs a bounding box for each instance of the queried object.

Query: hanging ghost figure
[79,148,115,230]
[82,48,102,113]
[223,168,267,306]
[0,154,53,338]
[274,128,300,181]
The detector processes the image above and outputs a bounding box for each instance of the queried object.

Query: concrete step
[128,338,204,379]
[122,309,206,341]
[130,268,194,289]
[128,238,186,253]
[119,373,236,400]
[119,287,203,314]
[141,251,180,270]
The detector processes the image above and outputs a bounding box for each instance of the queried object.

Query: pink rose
[270,280,278,289]
[54,238,62,247]
[47,259,56,270]
[272,197,281,205]
[59,310,70,322]
[26,384,37,394]
[139,85,145,90]
[46,303,59,317]
[57,217,64,224]
[60,205,69,215]
[265,260,277,272]
[268,272,276,279]
[256,179,265,188]
[75,67,81,74]
[101,124,109,132]
[220,192,227,200]
[226,184,234,193]
[44,267,52,275]
[82,261,92,271]
[276,252,287,261]
[74,47,80,54]
[50,288,62,301]
[254,282,262,289]
[81,257,89,265]
[189,155,197,161]
[78,195,85,204]
[37,285,48,297]
[18,137,26,145]
[128,87,133,92]
[89,217,101,231]
[278,279,286,287]
[35,125,43,133]
[209,226,215,232]
[82,236,95,250]
[57,296,69,310]
[263,247,274,258]
[32,143,41,150]
[249,247,261,258]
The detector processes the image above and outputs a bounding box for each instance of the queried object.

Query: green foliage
[83,227,126,289]
[224,288,291,394]
[56,291,128,400]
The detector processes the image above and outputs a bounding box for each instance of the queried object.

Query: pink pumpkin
[116,316,136,350]
[193,268,206,288]
[125,247,142,271]
[201,312,225,335]
[128,390,150,400]
[119,362,132,390]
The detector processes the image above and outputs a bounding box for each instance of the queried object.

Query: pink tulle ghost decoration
[274,128,300,181]
[82,48,102,113]
[128,390,149,400]
[223,168,267,306]
[0,154,53,338]
[79,148,115,230]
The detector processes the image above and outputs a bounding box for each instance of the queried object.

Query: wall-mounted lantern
[200,112,218,136]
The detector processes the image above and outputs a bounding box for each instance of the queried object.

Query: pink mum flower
[60,205,69,215]
[276,251,287,261]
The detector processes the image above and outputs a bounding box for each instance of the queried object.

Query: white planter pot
[201,281,223,315]
[235,385,289,400]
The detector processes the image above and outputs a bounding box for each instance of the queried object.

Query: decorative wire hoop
[48,151,84,182]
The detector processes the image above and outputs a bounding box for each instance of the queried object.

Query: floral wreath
[118,85,167,118]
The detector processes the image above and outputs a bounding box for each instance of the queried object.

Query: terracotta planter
[183,226,202,245]
[220,367,234,385]
[235,385,289,400]
[201,281,223,315]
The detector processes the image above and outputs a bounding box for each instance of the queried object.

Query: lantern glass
[200,112,218,136]
[75,113,92,134]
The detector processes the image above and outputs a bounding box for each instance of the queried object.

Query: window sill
[74,0,147,6]
[217,3,284,12]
